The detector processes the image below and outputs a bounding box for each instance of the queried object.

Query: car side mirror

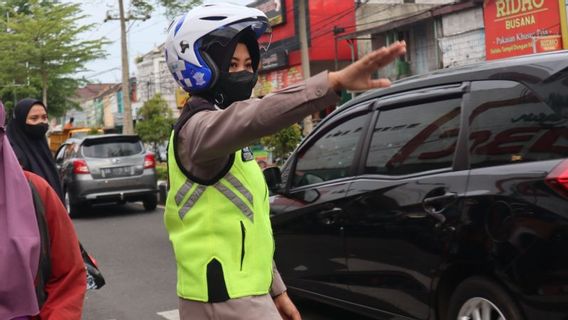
[263,166,282,194]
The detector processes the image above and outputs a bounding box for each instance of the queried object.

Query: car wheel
[448,276,524,320]
[143,194,158,211]
[65,189,82,218]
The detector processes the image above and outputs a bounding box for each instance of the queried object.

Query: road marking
[157,309,179,320]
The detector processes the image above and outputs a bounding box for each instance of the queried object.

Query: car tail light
[144,153,156,169]
[73,159,90,174]
[545,160,568,198]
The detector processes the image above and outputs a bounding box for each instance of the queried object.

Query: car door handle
[423,192,457,215]
[317,207,344,225]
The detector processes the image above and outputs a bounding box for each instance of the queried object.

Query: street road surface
[74,204,372,320]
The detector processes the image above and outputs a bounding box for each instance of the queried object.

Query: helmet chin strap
[214,92,225,107]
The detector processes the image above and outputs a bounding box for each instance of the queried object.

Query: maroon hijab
[0,101,40,319]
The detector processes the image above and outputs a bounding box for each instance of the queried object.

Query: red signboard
[483,0,564,60]
[256,0,355,64]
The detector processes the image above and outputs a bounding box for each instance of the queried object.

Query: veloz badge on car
[241,147,254,162]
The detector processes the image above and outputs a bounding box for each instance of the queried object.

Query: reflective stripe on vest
[176,172,254,221]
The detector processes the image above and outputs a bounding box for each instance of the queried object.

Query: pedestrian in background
[6,98,64,202]
[0,101,86,320]
[163,3,405,320]
[64,117,74,130]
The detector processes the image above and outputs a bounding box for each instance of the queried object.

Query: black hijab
[6,98,64,201]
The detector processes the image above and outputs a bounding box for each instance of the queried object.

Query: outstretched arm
[328,41,406,92]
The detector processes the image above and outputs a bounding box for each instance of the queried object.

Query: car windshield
[82,141,142,158]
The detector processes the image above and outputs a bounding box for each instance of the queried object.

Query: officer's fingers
[368,41,406,68]
[368,78,392,89]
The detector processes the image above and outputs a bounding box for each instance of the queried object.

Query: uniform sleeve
[270,261,287,298]
[177,71,340,180]
[27,173,86,320]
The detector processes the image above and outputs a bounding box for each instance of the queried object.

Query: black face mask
[24,123,49,139]
[214,71,258,109]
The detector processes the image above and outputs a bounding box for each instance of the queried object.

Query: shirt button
[315,88,323,97]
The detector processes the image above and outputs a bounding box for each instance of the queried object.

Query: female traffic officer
[163,3,406,320]
[6,98,64,202]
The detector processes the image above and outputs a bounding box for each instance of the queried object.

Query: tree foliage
[135,93,175,147]
[0,0,107,115]
[260,124,302,165]
[132,0,202,18]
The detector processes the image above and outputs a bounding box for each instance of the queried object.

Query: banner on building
[248,0,286,26]
[253,66,304,97]
[483,0,565,60]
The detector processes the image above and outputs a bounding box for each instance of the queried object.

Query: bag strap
[27,179,51,308]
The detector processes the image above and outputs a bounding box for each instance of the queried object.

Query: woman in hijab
[6,98,63,201]
[0,101,86,320]
[0,102,41,319]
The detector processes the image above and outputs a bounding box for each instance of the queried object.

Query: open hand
[328,41,406,92]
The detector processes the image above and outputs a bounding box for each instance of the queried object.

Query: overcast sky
[74,0,252,83]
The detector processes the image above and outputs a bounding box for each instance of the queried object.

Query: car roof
[63,134,140,145]
[81,134,140,141]
[344,50,568,108]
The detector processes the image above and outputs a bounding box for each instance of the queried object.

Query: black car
[266,51,568,320]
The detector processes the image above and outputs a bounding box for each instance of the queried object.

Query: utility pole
[104,1,150,134]
[298,0,313,135]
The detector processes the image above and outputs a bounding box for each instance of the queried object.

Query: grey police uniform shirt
[176,71,340,306]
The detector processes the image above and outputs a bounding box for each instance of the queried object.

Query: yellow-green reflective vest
[164,132,274,302]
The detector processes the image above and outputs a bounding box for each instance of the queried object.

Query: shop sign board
[248,0,286,26]
[260,50,289,72]
[483,0,566,60]
[533,34,563,52]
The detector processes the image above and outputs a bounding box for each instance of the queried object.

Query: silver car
[55,134,158,216]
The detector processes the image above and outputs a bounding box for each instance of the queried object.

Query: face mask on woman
[24,123,49,139]
[215,70,258,109]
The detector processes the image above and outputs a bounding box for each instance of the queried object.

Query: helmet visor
[201,18,272,53]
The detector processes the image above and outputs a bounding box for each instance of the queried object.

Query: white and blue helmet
[165,3,271,94]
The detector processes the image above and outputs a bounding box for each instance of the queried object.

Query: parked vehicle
[55,134,158,216]
[265,51,568,320]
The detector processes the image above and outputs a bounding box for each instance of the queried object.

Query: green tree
[260,124,302,165]
[135,94,175,151]
[132,0,202,18]
[0,1,107,110]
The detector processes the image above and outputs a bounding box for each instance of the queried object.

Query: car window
[82,140,143,158]
[365,98,461,175]
[292,113,370,188]
[468,80,568,168]
[64,143,78,160]
[55,145,67,164]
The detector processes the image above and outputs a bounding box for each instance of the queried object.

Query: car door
[343,85,469,319]
[271,103,373,302]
